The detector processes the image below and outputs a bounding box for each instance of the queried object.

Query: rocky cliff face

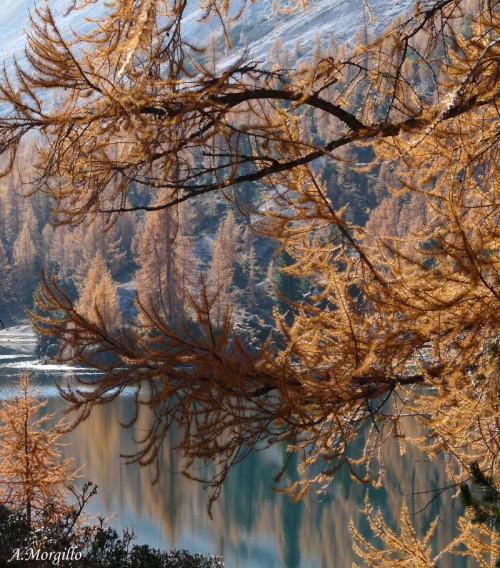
[228,0,414,64]
[0,0,414,71]
[0,1,81,69]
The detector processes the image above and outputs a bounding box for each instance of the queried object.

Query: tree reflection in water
[0,364,469,568]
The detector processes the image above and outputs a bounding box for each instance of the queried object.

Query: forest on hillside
[0,24,426,332]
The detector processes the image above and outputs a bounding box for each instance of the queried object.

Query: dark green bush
[0,505,223,568]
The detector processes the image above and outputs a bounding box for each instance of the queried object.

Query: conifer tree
[311,32,323,66]
[0,182,8,240]
[76,251,122,333]
[461,462,500,531]
[241,227,258,310]
[12,220,38,301]
[206,32,220,73]
[135,202,196,325]
[0,238,11,305]
[268,37,284,65]
[0,373,76,530]
[207,212,240,327]
[73,219,126,289]
[1,176,22,245]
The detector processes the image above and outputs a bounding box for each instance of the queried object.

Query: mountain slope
[0,0,414,70]
[227,0,414,65]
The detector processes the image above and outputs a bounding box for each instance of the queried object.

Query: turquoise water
[0,340,467,567]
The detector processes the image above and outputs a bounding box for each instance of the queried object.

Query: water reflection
[0,347,470,567]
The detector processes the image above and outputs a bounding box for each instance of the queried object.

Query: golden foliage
[0,373,78,528]
[350,494,500,567]
[0,0,496,543]
[350,497,442,567]
[76,250,122,332]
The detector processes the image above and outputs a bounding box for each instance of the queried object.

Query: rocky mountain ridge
[0,0,414,71]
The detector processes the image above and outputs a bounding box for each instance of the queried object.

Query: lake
[0,325,469,567]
